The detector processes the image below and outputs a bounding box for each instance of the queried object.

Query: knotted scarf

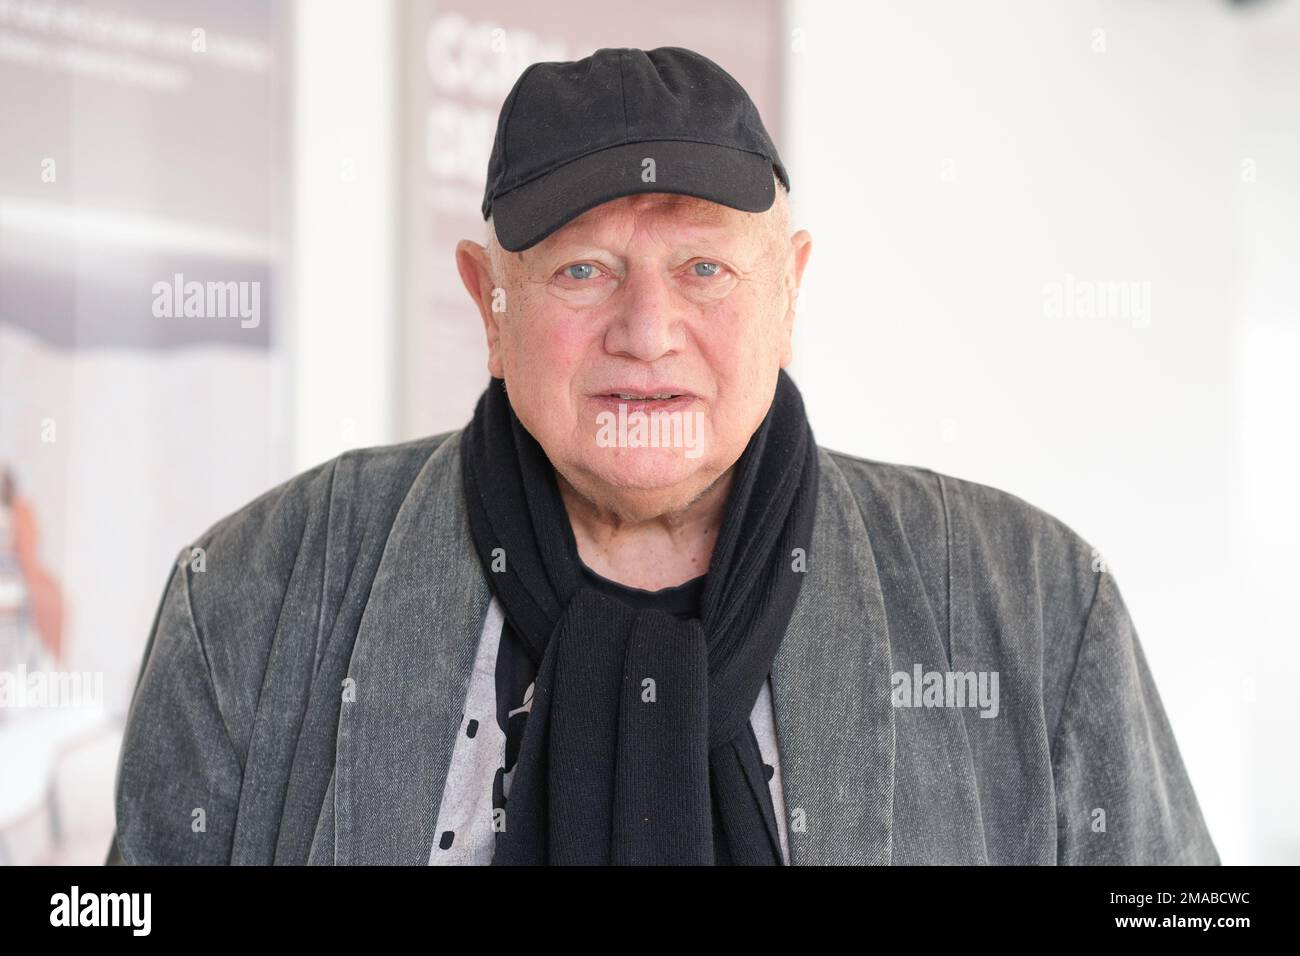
[460,369,818,865]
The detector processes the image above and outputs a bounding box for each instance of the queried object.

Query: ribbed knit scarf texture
[461,370,818,865]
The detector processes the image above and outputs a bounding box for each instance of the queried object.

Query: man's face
[459,190,810,521]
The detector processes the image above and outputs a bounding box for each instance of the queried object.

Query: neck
[557,469,734,590]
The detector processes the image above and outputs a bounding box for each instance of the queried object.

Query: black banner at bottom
[1,863,1277,940]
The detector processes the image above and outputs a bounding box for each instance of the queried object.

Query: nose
[602,267,686,362]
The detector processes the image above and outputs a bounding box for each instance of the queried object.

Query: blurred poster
[399,0,786,437]
[0,0,288,864]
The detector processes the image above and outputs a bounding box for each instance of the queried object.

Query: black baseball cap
[481,46,789,252]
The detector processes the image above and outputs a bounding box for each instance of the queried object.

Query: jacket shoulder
[823,445,1099,578]
[170,431,459,721]
[188,429,457,556]
[822,446,1101,695]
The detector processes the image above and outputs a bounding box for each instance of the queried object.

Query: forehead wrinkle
[580,198,721,247]
[563,198,767,262]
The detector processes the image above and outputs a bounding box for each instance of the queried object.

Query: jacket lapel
[771,449,896,864]
[336,432,489,865]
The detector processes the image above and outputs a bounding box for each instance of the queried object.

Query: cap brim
[489,140,777,252]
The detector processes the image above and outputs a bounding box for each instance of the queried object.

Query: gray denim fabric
[110,429,1219,865]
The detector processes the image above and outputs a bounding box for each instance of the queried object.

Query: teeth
[615,392,675,401]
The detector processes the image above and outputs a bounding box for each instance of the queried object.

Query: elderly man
[110,46,1217,866]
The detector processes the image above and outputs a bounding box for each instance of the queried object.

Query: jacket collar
[337,432,490,864]
[338,436,895,865]
[770,449,896,864]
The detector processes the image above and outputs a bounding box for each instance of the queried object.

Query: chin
[586,446,704,492]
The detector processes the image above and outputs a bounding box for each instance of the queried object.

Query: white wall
[784,0,1300,864]
[291,0,400,471]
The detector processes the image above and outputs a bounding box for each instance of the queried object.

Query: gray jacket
[110,429,1219,865]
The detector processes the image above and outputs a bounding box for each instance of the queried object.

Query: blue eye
[564,263,598,280]
[693,261,721,277]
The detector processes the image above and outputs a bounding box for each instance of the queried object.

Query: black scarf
[461,369,818,865]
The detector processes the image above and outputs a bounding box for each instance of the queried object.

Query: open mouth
[591,391,697,412]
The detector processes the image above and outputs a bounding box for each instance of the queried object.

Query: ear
[779,229,813,368]
[456,239,505,378]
